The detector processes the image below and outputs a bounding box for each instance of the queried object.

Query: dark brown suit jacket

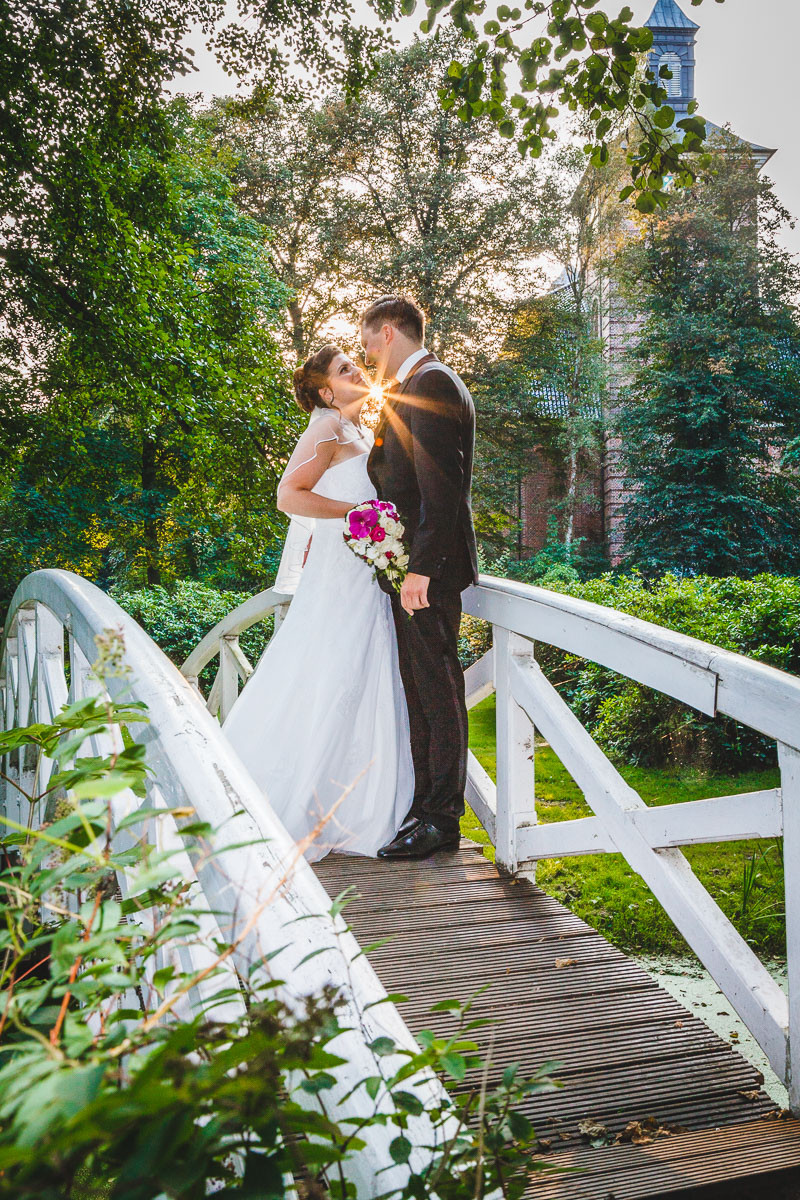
[367,352,479,593]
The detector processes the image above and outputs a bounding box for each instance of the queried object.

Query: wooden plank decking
[314,840,800,1198]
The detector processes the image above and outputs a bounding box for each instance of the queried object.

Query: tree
[0,0,401,357]
[216,30,562,368]
[200,93,365,361]
[337,29,565,365]
[613,134,800,576]
[3,0,405,605]
[468,145,610,560]
[0,104,296,602]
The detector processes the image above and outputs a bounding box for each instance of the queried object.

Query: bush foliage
[538,572,800,770]
[112,581,273,690]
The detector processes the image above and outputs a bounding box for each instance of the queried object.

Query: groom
[361,295,479,860]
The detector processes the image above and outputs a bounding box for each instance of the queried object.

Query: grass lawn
[464,694,785,958]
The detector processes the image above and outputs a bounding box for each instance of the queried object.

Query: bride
[223,344,413,862]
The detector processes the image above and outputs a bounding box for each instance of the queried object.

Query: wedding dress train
[223,438,413,862]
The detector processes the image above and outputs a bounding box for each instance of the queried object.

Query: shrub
[112,581,274,691]
[458,613,492,670]
[536,572,800,771]
[505,522,609,586]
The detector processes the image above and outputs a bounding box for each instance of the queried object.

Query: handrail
[183,573,800,748]
[181,585,293,682]
[464,575,800,747]
[181,571,800,1112]
[0,570,449,1194]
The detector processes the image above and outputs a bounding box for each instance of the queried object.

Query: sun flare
[362,383,386,429]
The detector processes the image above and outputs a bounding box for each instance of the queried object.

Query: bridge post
[273,601,290,636]
[779,741,800,1113]
[219,635,241,721]
[1,623,21,827]
[31,604,68,822]
[494,628,537,876]
[15,608,36,807]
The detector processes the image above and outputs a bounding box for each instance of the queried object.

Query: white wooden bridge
[4,567,800,1197]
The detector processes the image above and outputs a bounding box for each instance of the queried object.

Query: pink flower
[386,551,394,560]
[372,527,386,542]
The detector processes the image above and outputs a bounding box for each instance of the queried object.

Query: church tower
[645,0,699,119]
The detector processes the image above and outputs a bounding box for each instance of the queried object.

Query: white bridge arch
[0,569,448,1195]
[179,572,800,1111]
[3,565,800,1189]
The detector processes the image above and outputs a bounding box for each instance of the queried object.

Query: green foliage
[457,613,493,671]
[111,581,274,691]
[613,134,800,577]
[537,571,800,771]
[0,635,556,1197]
[0,0,384,416]
[422,0,717,209]
[481,527,608,587]
[0,101,297,608]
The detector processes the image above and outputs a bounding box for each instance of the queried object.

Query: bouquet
[344,500,409,592]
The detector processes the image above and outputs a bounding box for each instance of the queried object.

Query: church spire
[645,0,699,31]
[645,0,699,118]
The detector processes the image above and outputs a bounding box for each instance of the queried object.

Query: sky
[167,0,800,260]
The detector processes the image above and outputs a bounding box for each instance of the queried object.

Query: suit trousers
[390,586,467,838]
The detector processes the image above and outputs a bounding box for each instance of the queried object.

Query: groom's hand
[401,572,430,616]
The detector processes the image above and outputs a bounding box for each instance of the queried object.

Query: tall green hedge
[113,573,800,773]
[537,572,800,771]
[112,581,274,692]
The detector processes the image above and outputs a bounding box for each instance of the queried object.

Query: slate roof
[704,120,776,168]
[645,0,699,31]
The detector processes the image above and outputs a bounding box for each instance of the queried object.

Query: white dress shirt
[394,347,429,384]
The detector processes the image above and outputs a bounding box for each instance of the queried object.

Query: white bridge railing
[182,572,800,1114]
[0,570,449,1194]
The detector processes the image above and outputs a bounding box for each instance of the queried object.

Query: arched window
[658,52,682,98]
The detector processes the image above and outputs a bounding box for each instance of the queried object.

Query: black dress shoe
[377,821,460,860]
[395,812,421,839]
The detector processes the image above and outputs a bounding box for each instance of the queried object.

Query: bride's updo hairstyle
[292,343,342,413]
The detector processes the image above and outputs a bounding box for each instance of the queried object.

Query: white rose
[366,545,380,560]
[375,554,389,569]
[382,517,399,536]
[396,553,409,568]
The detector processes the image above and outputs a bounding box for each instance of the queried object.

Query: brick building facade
[519,0,776,565]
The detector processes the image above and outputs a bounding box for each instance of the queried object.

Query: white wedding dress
[223,417,414,863]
